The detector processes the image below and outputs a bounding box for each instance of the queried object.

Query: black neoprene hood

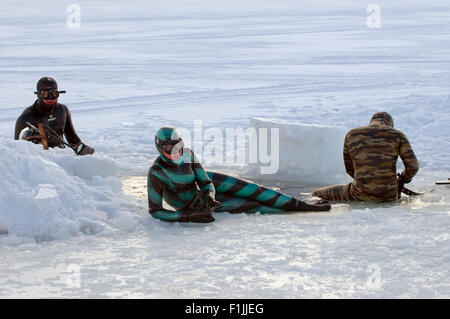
[36,77,58,92]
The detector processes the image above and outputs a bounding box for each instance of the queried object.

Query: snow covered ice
[0,137,142,242]
[247,118,348,183]
[0,0,449,298]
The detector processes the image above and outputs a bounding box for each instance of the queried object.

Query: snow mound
[0,137,142,244]
[246,118,349,184]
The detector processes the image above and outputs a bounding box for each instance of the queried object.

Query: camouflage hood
[369,112,394,128]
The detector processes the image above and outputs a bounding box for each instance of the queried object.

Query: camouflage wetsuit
[313,112,419,202]
[147,149,331,223]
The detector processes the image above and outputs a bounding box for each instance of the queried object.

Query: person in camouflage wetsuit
[312,112,419,202]
[148,127,331,223]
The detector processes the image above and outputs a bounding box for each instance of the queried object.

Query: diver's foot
[297,200,331,212]
[312,200,331,211]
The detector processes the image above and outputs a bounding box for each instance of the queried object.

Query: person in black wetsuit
[14,77,94,155]
[147,126,331,223]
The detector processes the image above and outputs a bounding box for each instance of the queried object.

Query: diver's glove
[178,211,215,223]
[21,128,42,144]
[204,194,221,212]
[187,192,220,213]
[76,143,95,156]
[180,193,219,223]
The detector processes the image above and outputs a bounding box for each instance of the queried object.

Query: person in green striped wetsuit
[148,127,331,223]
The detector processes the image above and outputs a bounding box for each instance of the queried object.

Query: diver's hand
[204,195,220,212]
[21,128,41,144]
[178,211,215,223]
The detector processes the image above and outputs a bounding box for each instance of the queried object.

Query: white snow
[247,118,348,183]
[0,0,449,298]
[0,137,143,243]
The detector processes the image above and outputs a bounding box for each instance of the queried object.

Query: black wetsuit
[14,100,82,148]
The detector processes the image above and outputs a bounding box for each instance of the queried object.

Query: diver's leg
[214,193,285,214]
[207,171,330,212]
[312,183,354,201]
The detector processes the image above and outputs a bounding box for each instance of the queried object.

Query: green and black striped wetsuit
[147,149,331,222]
[147,148,214,222]
[210,171,330,213]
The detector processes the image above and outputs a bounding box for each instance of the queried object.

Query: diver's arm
[398,133,419,183]
[190,151,215,197]
[63,105,82,146]
[343,132,354,178]
[147,171,182,221]
[147,169,213,223]
[14,114,28,140]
